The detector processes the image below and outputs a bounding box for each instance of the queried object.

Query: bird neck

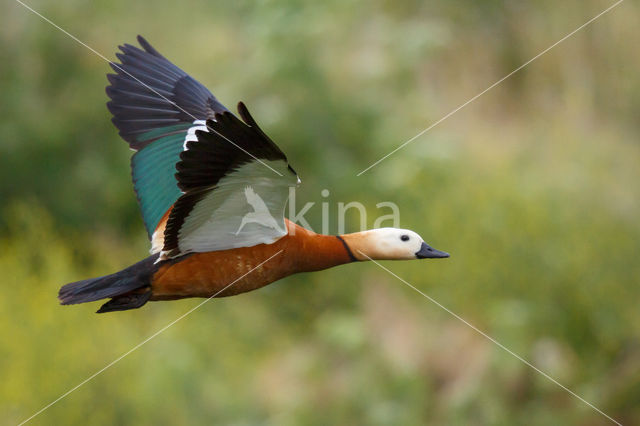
[335,231,374,261]
[285,220,358,272]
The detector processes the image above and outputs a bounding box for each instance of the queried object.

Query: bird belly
[150,245,292,300]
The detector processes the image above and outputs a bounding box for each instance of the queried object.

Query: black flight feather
[106,35,228,150]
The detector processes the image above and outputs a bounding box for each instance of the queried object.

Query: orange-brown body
[151,220,354,300]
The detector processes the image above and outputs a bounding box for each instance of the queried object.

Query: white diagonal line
[358,251,622,426]
[356,0,624,176]
[14,0,283,177]
[18,250,283,426]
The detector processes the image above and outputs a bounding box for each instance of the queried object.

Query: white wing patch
[235,186,286,235]
[150,218,167,254]
[158,159,297,260]
[183,119,208,151]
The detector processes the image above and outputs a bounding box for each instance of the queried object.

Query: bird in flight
[58,36,449,313]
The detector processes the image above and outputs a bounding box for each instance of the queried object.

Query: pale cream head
[341,228,449,261]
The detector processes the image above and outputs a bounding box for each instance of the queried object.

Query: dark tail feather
[96,290,152,313]
[59,255,158,312]
[59,273,144,305]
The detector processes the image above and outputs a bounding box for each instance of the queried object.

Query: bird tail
[58,255,158,313]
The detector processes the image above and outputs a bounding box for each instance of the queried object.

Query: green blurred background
[2,0,639,424]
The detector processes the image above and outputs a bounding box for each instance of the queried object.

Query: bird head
[341,228,449,261]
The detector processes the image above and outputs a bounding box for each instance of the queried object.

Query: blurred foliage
[1,0,640,424]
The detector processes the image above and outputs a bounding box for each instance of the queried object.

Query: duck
[58,36,449,313]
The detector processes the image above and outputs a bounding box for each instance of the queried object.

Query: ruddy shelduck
[59,36,449,313]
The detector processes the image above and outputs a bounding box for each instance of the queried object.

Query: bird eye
[400,235,410,242]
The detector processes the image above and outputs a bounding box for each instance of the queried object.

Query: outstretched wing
[159,102,299,260]
[106,35,228,238]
